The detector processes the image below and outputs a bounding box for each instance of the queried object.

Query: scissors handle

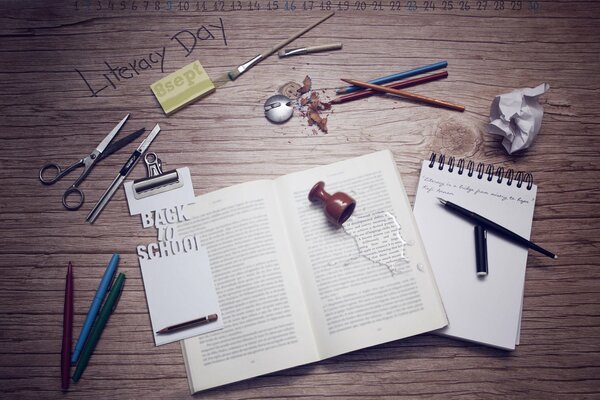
[39,160,84,185]
[62,187,85,211]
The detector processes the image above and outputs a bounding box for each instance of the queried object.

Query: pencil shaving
[294,76,331,134]
[276,76,333,134]
[299,76,312,95]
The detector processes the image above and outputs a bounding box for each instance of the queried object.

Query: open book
[174,150,447,393]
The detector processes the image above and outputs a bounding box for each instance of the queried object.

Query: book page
[275,150,447,358]
[174,180,318,393]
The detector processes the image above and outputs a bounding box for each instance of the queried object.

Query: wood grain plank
[0,0,599,398]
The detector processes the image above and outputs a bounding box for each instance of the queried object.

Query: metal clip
[144,152,163,177]
[132,153,183,200]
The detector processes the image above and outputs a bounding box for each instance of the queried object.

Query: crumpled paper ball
[486,83,549,154]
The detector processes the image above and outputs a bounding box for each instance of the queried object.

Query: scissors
[39,114,145,210]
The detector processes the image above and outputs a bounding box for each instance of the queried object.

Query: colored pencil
[331,71,448,104]
[336,61,448,94]
[340,78,465,112]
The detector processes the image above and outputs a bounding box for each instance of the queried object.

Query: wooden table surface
[1,0,599,398]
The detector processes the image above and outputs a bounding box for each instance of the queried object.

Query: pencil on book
[340,78,465,112]
[331,71,448,104]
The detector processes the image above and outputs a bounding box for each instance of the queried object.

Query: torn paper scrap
[487,83,549,154]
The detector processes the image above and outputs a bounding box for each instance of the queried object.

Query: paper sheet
[487,83,549,154]
[139,245,223,346]
[125,165,223,345]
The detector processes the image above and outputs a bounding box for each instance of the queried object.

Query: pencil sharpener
[264,94,293,123]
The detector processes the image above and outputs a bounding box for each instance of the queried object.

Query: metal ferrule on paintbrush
[228,54,264,80]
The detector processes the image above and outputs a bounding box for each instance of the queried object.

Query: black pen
[156,314,218,334]
[438,198,557,259]
[474,225,488,277]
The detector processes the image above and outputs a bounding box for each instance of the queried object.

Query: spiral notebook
[413,153,537,350]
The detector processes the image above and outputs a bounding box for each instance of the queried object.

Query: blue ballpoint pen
[70,253,119,364]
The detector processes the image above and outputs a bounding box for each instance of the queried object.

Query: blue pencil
[70,253,119,364]
[336,61,448,95]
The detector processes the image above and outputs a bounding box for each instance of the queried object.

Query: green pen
[72,273,125,383]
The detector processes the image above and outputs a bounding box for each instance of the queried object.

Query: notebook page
[413,159,537,350]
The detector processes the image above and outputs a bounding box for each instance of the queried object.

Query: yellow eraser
[150,60,215,115]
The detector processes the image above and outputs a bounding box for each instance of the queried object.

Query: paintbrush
[279,42,343,57]
[340,78,465,112]
[213,12,335,87]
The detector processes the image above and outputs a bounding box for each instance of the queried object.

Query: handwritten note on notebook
[413,157,537,350]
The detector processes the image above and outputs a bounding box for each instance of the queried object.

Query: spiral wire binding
[427,152,534,190]
[448,156,455,172]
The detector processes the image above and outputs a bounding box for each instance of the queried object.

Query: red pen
[61,262,74,390]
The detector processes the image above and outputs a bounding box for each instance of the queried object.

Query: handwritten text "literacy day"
[75,18,227,97]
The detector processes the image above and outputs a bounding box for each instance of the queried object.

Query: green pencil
[72,273,125,382]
